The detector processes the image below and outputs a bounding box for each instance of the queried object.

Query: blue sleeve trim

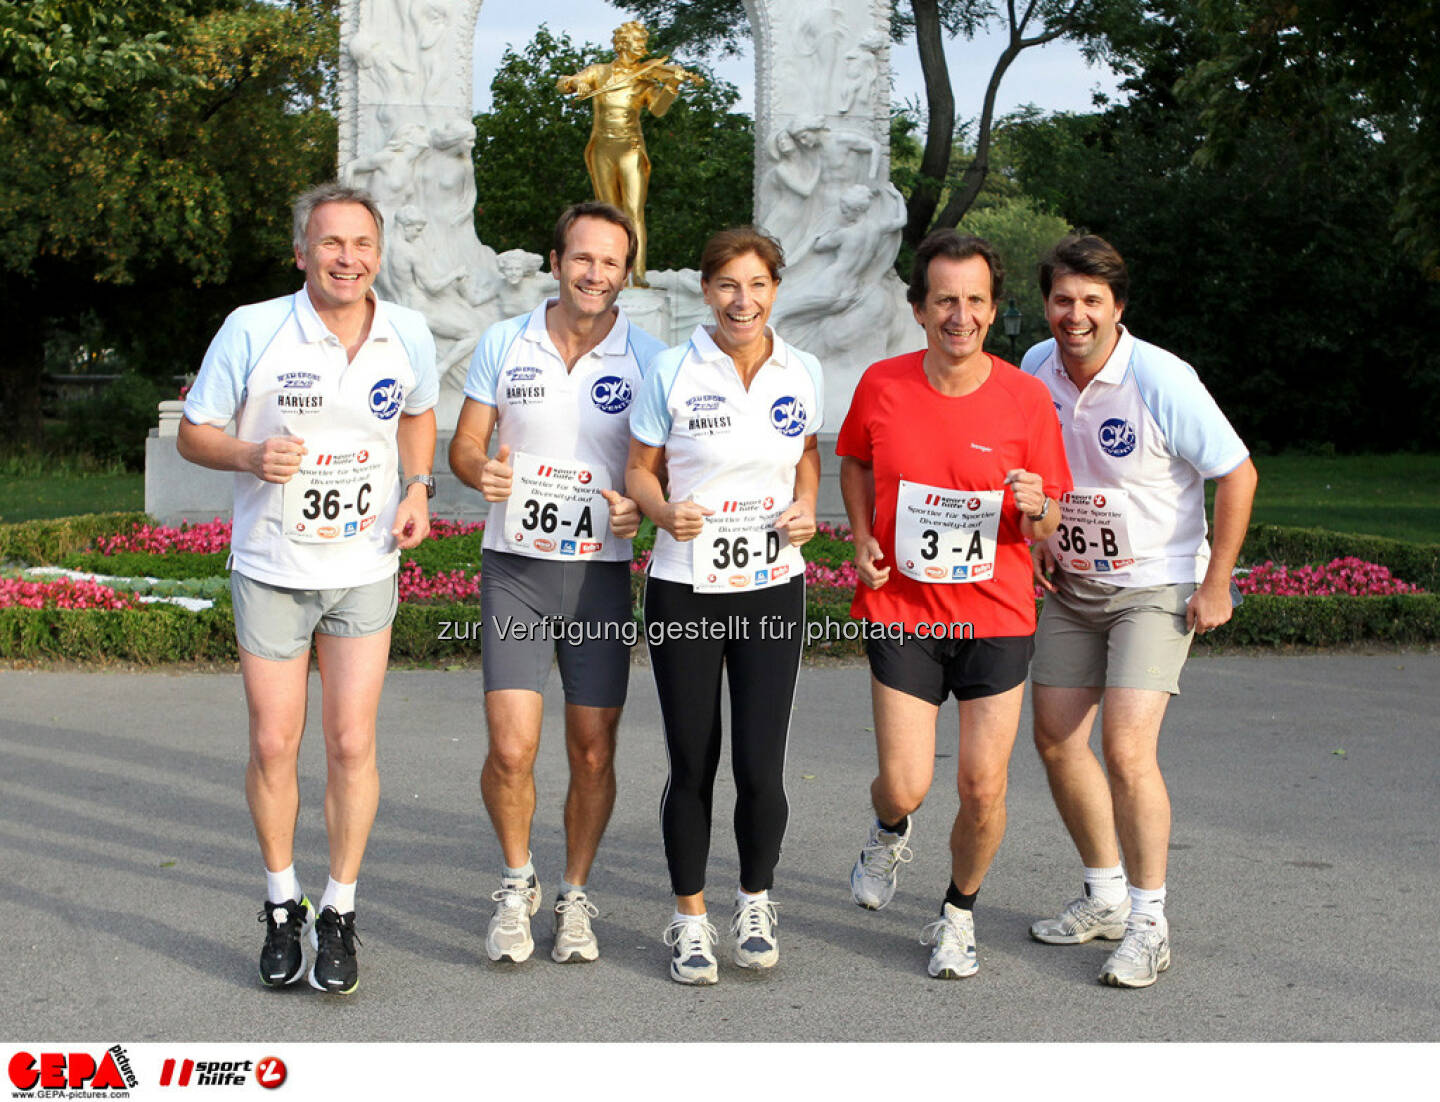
[465,315,525,404]
[1019,339,1055,377]
[184,297,293,423]
[1129,340,1248,477]
[797,349,825,434]
[387,305,439,412]
[629,344,685,445]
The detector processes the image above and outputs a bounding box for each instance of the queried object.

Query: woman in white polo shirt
[627,227,823,985]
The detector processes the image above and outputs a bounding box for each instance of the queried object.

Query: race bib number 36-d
[506,451,611,560]
[895,480,1003,584]
[1050,487,1135,574]
[283,444,392,543]
[692,496,792,593]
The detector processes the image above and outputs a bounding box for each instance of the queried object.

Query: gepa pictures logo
[9,1046,138,1093]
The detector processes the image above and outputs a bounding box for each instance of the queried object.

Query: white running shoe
[849,818,914,910]
[485,875,541,963]
[663,915,719,985]
[552,890,600,963]
[920,903,978,979]
[1030,891,1131,944]
[1099,918,1170,988]
[730,897,779,970]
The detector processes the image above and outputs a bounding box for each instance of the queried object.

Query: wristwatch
[1026,496,1050,522]
[404,474,436,499]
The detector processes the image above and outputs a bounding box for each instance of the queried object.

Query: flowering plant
[0,576,138,610]
[1236,557,1425,596]
[95,519,232,556]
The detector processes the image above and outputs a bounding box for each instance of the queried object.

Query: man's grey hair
[291,182,385,256]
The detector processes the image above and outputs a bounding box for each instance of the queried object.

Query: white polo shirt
[184,288,438,589]
[630,325,824,585]
[1021,327,1249,587]
[465,301,664,563]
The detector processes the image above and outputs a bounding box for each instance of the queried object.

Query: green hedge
[1244,524,1440,592]
[1200,593,1440,648]
[0,512,149,564]
[60,549,230,579]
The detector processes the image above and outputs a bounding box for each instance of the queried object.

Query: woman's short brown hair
[699,226,785,283]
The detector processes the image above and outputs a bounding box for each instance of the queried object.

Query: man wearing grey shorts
[179,182,438,995]
[450,202,663,964]
[1020,235,1258,987]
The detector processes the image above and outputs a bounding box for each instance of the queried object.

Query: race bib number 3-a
[1050,487,1135,574]
[692,496,791,593]
[283,445,390,543]
[506,451,611,560]
[895,480,1003,584]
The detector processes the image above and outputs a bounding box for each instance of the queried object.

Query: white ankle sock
[319,877,356,915]
[265,864,301,905]
[504,856,535,883]
[1129,883,1166,926]
[736,888,768,906]
[1083,864,1128,906]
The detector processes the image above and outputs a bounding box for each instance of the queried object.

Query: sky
[471,0,1125,121]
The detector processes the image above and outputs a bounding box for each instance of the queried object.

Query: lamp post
[1002,299,1023,361]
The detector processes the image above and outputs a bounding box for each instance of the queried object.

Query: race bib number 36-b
[895,480,1003,584]
[1050,487,1135,574]
[506,451,611,560]
[692,496,791,593]
[283,444,391,543]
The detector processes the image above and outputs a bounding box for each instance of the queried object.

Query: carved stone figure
[556,21,704,288]
[495,248,557,317]
[757,118,827,265]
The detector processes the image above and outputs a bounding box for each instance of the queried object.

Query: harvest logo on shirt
[277,393,323,411]
[686,414,732,434]
[506,384,546,404]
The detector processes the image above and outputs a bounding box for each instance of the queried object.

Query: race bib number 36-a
[895,480,1003,584]
[1050,487,1135,574]
[692,496,791,593]
[283,445,391,543]
[506,451,611,560]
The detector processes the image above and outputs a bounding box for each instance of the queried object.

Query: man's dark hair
[1038,234,1130,305]
[551,202,638,270]
[907,230,1004,305]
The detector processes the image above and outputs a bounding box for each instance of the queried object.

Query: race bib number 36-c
[283,443,392,543]
[894,479,1003,584]
[691,495,792,593]
[506,451,611,561]
[1050,487,1135,574]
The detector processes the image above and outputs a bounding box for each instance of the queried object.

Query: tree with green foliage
[1005,1,1440,453]
[0,0,337,454]
[472,25,753,269]
[612,0,1129,249]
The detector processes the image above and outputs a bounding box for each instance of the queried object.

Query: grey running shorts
[231,571,398,661]
[480,550,632,707]
[1031,571,1196,694]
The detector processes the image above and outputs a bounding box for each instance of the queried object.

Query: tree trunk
[904,0,956,249]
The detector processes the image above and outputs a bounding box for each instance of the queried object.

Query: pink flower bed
[806,560,859,588]
[396,558,481,603]
[96,519,233,555]
[1237,557,1425,596]
[0,577,138,610]
[429,518,484,539]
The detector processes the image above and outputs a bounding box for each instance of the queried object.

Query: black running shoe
[308,907,361,995]
[257,895,314,987]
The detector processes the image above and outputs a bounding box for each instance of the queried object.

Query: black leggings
[645,575,806,897]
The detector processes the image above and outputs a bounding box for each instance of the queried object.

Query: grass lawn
[0,469,143,524]
[1229,454,1440,545]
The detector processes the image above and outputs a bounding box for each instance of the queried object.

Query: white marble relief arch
[338,0,908,429]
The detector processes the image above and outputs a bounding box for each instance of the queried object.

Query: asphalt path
[2,653,1437,1044]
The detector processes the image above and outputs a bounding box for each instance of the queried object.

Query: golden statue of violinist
[557,21,704,287]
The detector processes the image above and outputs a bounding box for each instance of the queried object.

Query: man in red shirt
[837,230,1070,978]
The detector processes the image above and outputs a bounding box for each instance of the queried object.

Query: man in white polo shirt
[1021,234,1257,988]
[179,182,438,995]
[449,202,663,965]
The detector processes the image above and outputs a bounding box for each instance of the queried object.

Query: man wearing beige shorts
[1020,235,1257,987]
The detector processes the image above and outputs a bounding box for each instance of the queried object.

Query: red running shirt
[836,351,1072,637]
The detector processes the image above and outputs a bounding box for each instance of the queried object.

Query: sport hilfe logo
[9,1047,138,1091]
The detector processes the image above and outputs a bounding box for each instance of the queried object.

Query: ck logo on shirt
[369,378,405,420]
[769,396,807,437]
[1098,417,1136,457]
[590,375,634,414]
